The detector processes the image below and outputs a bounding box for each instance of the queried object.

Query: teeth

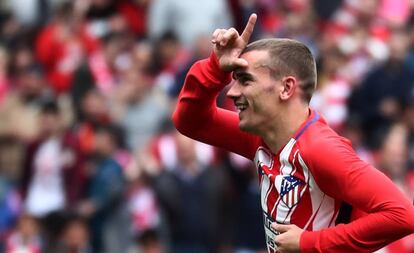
[236,104,247,111]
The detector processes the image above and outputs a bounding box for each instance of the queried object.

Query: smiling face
[227,50,284,134]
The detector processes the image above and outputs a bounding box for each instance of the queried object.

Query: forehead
[240,50,269,66]
[235,50,272,77]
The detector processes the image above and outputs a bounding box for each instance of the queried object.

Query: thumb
[232,58,248,68]
[272,223,291,233]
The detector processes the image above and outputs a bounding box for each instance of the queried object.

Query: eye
[238,77,252,86]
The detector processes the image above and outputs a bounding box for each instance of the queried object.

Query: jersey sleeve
[300,134,414,253]
[172,53,260,160]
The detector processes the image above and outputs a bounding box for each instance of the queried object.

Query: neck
[261,105,310,154]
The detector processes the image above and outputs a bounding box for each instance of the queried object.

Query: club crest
[275,175,305,209]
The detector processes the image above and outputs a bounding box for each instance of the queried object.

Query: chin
[239,121,255,133]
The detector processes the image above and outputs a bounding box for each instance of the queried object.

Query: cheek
[250,88,277,113]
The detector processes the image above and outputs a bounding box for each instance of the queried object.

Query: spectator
[135,229,165,253]
[56,215,92,253]
[22,101,78,217]
[6,214,42,253]
[78,124,129,253]
[348,29,414,148]
[150,131,230,253]
[0,64,50,182]
[36,1,100,93]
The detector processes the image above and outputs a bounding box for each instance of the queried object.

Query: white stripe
[291,150,299,175]
[299,154,336,230]
[294,186,298,204]
[282,152,310,223]
[279,139,296,175]
[275,139,296,223]
[255,148,274,214]
[261,174,271,213]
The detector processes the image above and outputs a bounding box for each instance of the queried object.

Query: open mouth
[235,102,248,113]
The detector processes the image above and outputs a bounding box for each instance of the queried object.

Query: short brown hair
[242,38,317,103]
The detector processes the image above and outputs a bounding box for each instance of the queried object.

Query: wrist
[206,52,232,85]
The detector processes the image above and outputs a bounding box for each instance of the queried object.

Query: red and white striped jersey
[173,53,414,253]
[254,111,340,252]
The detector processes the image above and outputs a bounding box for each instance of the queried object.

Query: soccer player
[172,14,414,253]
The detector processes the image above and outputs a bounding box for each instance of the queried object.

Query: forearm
[304,141,414,252]
[300,204,414,252]
[173,53,259,159]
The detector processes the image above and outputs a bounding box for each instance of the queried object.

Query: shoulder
[297,117,359,172]
[299,118,352,154]
[295,118,376,198]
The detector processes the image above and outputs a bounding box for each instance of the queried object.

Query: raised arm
[172,14,260,160]
[300,136,414,252]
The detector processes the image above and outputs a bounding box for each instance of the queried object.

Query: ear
[280,76,297,101]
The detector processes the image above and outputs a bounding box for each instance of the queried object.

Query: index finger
[241,13,257,43]
[271,223,291,233]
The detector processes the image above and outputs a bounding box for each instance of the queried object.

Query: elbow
[172,108,183,132]
[405,206,414,233]
[393,203,414,234]
[172,107,191,137]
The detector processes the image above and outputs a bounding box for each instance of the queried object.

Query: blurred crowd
[0,0,413,253]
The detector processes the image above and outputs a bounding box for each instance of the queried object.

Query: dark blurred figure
[348,30,414,148]
[21,101,84,252]
[74,89,111,157]
[78,124,129,253]
[0,64,49,182]
[149,31,182,77]
[85,0,117,20]
[56,215,92,253]
[223,153,267,253]
[22,101,83,214]
[0,10,24,48]
[313,0,343,21]
[5,214,42,253]
[149,131,230,253]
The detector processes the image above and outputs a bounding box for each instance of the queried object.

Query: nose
[226,81,242,100]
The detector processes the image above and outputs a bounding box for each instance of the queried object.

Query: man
[172,14,414,253]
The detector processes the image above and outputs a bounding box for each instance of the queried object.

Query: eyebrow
[232,70,255,81]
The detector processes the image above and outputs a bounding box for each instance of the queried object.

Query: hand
[211,13,257,72]
[272,223,303,253]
